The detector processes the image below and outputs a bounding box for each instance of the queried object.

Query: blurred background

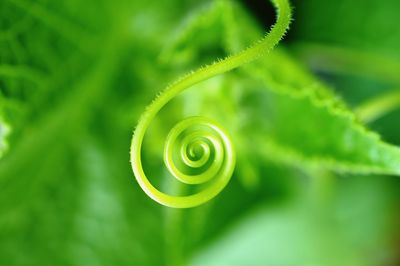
[1,0,400,265]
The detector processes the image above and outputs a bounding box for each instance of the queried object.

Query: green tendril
[356,90,400,123]
[130,0,292,208]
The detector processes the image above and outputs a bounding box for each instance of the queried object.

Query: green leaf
[190,175,396,266]
[0,0,199,265]
[160,0,400,178]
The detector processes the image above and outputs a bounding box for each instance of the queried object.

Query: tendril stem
[356,89,400,123]
[130,0,292,208]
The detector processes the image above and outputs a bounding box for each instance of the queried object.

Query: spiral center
[164,116,232,185]
[189,139,208,160]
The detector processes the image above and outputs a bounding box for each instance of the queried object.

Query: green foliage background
[0,0,399,265]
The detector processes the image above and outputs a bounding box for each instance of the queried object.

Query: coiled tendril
[130,0,292,208]
[164,117,235,195]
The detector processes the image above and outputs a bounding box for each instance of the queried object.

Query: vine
[356,89,400,123]
[130,0,292,208]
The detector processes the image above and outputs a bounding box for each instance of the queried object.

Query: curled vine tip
[130,0,292,208]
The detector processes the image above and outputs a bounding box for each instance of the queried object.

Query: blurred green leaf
[190,175,398,266]
[293,0,400,59]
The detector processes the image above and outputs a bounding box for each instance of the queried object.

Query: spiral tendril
[164,117,234,186]
[130,0,292,208]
